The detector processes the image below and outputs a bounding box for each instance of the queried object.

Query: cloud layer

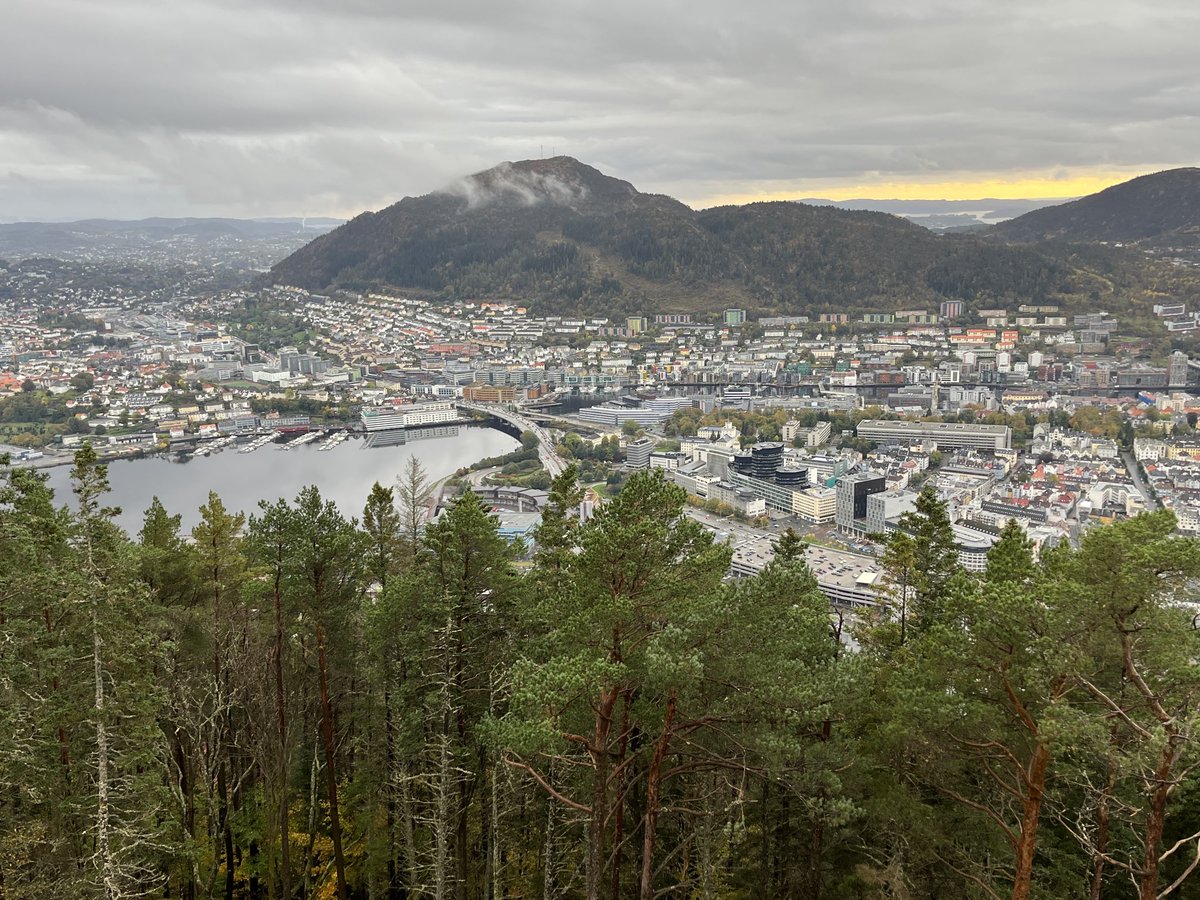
[2,0,1198,218]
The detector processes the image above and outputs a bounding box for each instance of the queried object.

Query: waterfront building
[361,400,459,431]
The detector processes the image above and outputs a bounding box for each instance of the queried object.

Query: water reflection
[45,425,519,533]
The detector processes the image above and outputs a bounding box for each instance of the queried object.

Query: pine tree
[285,486,364,900]
[396,456,432,558]
[363,481,403,593]
[400,489,520,899]
[189,492,248,900]
[138,497,193,609]
[874,485,962,647]
[772,525,808,564]
[0,464,81,893]
[1063,511,1200,899]
[70,445,177,898]
[985,518,1036,584]
[504,470,731,899]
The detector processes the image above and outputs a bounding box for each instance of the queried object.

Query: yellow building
[462,383,516,403]
[792,487,837,523]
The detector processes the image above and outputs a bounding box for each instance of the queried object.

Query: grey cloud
[1,0,1198,219]
[443,163,596,209]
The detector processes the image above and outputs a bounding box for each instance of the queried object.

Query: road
[684,507,781,541]
[1121,449,1160,510]
[467,465,501,486]
[457,402,567,477]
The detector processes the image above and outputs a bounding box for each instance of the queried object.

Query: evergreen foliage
[2,455,1200,897]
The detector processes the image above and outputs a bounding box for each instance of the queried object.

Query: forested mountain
[5,450,1200,899]
[268,157,1133,317]
[992,167,1200,247]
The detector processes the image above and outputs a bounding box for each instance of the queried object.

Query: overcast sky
[2,0,1198,220]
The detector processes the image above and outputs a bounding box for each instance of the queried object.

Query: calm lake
[44,425,520,533]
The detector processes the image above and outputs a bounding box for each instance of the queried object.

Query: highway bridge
[456,402,567,477]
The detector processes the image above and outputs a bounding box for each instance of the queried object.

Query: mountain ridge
[267,157,1190,317]
[991,167,1200,246]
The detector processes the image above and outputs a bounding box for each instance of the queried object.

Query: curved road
[457,402,567,477]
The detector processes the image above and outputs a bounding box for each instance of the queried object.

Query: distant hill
[0,217,343,256]
[270,156,1134,317]
[991,168,1200,247]
[797,197,1068,230]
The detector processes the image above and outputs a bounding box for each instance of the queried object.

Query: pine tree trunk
[640,689,676,900]
[303,742,319,900]
[1138,740,1178,900]
[92,601,118,897]
[490,762,502,900]
[219,761,235,900]
[610,689,631,900]
[1011,741,1049,900]
[455,778,469,900]
[249,840,261,899]
[386,689,398,899]
[1089,756,1115,900]
[434,730,453,900]
[433,616,458,900]
[587,686,618,900]
[542,758,562,900]
[317,624,349,900]
[173,734,198,900]
[399,755,417,899]
[272,574,292,900]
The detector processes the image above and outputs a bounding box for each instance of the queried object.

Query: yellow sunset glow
[688,167,1165,208]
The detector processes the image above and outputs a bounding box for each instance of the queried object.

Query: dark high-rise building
[774,466,809,488]
[836,473,886,534]
[747,442,783,479]
[731,451,754,476]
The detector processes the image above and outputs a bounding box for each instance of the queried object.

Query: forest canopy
[2,453,1199,899]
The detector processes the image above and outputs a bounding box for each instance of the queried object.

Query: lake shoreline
[43,424,521,532]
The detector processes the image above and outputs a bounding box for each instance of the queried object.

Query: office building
[625,437,655,468]
[731,442,784,480]
[836,473,886,535]
[856,419,1012,451]
[792,487,837,524]
[782,420,832,448]
[866,490,918,536]
[727,470,806,514]
[707,481,768,517]
[1169,351,1190,389]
